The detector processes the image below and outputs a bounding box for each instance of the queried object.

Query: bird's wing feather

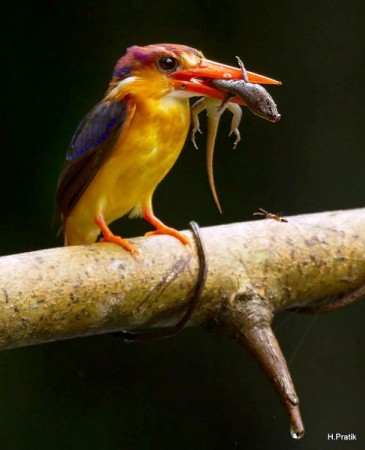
[56,98,135,221]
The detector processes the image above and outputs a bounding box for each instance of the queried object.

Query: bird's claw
[145,227,190,245]
[100,236,140,255]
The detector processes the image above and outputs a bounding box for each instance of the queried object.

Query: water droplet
[290,424,305,440]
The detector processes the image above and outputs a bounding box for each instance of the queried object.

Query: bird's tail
[64,219,99,246]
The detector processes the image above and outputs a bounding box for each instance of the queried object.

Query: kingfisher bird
[56,43,280,254]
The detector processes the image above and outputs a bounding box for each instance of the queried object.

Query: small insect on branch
[253,207,288,223]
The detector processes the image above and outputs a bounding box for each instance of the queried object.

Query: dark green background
[2,0,365,448]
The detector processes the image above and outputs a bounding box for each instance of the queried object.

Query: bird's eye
[156,56,178,73]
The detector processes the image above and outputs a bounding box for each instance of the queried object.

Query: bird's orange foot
[145,226,190,245]
[100,234,139,254]
[143,210,190,245]
[95,215,139,254]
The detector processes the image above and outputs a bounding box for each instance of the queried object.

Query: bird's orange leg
[95,214,139,254]
[143,209,190,245]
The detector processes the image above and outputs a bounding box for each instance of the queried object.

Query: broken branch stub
[214,292,305,438]
[0,208,365,439]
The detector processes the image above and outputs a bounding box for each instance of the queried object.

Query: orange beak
[170,58,281,101]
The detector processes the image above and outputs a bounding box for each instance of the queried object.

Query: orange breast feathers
[62,95,190,246]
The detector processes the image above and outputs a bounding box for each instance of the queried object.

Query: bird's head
[107,43,280,101]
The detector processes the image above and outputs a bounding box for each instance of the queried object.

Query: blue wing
[66,100,127,161]
[56,98,132,221]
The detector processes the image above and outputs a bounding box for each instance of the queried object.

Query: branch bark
[1,208,365,438]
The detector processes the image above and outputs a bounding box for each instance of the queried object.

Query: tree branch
[1,208,365,438]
